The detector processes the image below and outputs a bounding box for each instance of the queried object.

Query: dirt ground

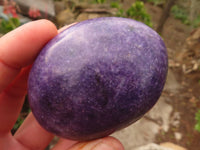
[144,3,200,150]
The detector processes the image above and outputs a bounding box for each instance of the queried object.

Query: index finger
[0,19,57,92]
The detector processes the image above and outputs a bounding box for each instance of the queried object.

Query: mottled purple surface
[28,17,168,141]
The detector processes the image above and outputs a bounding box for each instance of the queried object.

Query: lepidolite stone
[28,17,168,141]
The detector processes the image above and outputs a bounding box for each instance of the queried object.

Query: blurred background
[0,0,200,149]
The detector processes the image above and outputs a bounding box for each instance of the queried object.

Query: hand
[0,20,124,150]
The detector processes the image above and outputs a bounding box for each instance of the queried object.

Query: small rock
[76,13,89,22]
[88,14,105,20]
[54,1,66,14]
[112,118,160,149]
[168,59,180,68]
[182,60,199,74]
[145,97,173,132]
[192,61,199,70]
[134,143,172,150]
[56,9,75,27]
[174,132,182,141]
[164,69,181,93]
[160,142,187,150]
[170,112,180,128]
[189,96,197,106]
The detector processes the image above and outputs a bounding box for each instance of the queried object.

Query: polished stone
[28,17,168,141]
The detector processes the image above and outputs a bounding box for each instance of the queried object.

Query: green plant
[171,5,190,25]
[148,0,165,6]
[126,1,152,27]
[193,15,200,28]
[94,0,106,4]
[110,2,125,17]
[110,1,120,8]
[195,109,200,132]
[111,1,152,27]
[12,116,24,131]
[0,17,20,34]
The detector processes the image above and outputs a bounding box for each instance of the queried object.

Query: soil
[144,2,200,150]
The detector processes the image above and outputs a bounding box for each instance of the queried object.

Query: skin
[0,19,124,150]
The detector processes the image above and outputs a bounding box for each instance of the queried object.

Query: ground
[145,3,200,150]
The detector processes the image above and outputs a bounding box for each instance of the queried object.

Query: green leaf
[171,5,190,25]
[193,15,200,28]
[0,18,21,34]
[13,116,24,131]
[126,1,152,27]
[195,109,200,132]
[110,2,120,9]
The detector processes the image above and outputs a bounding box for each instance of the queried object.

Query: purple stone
[28,17,168,141]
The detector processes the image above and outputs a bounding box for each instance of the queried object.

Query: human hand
[0,20,124,150]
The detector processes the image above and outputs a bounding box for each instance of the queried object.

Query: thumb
[68,137,124,150]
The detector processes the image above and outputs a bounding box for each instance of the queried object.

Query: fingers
[0,67,30,132]
[14,113,54,150]
[15,113,124,150]
[0,60,19,94]
[0,19,57,92]
[53,136,124,150]
[0,20,57,132]
[0,132,28,150]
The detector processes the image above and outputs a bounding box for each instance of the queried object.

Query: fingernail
[92,142,114,150]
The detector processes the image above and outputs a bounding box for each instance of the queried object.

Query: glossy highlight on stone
[28,17,168,141]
